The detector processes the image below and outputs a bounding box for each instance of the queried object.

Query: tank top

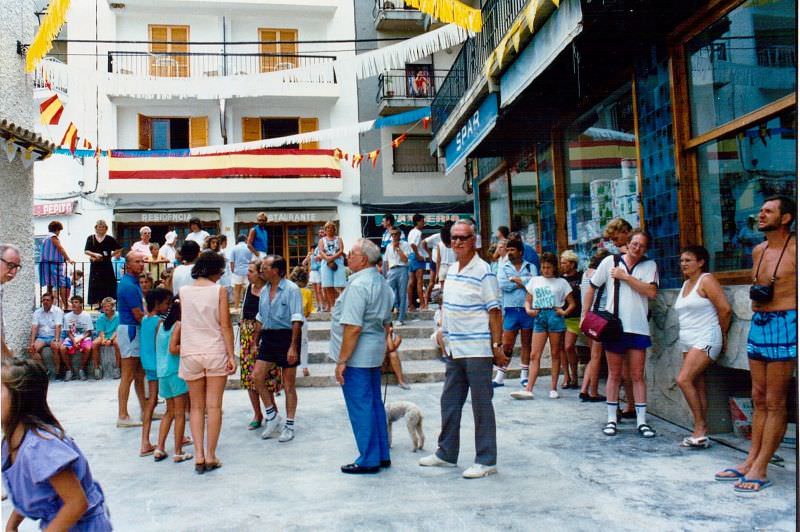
[252,225,268,253]
[674,273,722,347]
[322,236,341,255]
[242,284,261,320]
[41,233,65,264]
[179,284,226,356]
[310,247,321,271]
[155,324,178,378]
[139,315,160,372]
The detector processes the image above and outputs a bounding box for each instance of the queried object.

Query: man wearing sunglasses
[1,243,22,358]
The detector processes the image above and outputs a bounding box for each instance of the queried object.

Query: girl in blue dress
[2,358,112,531]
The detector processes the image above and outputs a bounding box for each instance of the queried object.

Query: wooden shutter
[138,114,152,150]
[259,28,298,71]
[149,26,168,77]
[259,29,278,72]
[299,117,318,150]
[242,117,262,142]
[189,116,208,148]
[170,26,190,77]
[149,25,189,77]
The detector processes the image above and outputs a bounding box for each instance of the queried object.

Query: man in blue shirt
[116,251,146,428]
[246,212,269,258]
[254,255,304,442]
[230,234,254,310]
[330,238,394,474]
[508,231,540,272]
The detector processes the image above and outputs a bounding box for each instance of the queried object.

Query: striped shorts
[747,310,797,362]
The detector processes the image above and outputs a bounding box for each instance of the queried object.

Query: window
[263,118,300,148]
[392,135,438,172]
[479,171,510,240]
[137,115,207,149]
[563,84,640,266]
[259,28,298,72]
[509,163,539,251]
[537,146,557,254]
[241,117,318,149]
[149,25,189,77]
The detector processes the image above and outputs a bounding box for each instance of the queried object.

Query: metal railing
[376,69,448,102]
[756,45,797,68]
[374,0,418,14]
[32,58,69,94]
[107,51,337,78]
[430,0,527,134]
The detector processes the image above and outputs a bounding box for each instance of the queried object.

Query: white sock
[494,367,506,384]
[607,402,619,424]
[635,403,647,427]
[520,368,529,381]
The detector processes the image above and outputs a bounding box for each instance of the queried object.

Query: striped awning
[108,148,341,179]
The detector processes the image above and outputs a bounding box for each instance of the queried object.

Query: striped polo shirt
[441,253,501,359]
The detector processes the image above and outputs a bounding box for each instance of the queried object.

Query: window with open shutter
[259,28,298,72]
[392,135,438,173]
[299,117,319,149]
[242,117,262,142]
[149,25,190,77]
[138,114,152,149]
[189,116,208,148]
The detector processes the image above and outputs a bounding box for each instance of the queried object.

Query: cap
[165,231,177,244]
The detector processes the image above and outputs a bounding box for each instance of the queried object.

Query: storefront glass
[687,0,797,137]
[537,145,557,254]
[509,165,539,250]
[563,85,639,266]
[697,110,796,271]
[484,173,510,237]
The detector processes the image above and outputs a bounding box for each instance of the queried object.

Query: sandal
[637,424,656,438]
[248,420,263,430]
[733,478,773,493]
[194,462,206,475]
[204,461,223,472]
[714,468,746,482]
[603,422,617,436]
[139,446,155,457]
[680,436,710,449]
[173,452,194,463]
[153,450,168,462]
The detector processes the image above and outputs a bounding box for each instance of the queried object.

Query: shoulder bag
[580,255,623,342]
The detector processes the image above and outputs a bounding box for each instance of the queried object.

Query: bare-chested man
[716,195,796,492]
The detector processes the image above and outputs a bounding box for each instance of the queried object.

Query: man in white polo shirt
[419,220,508,478]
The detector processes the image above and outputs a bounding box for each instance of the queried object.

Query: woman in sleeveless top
[177,251,235,473]
[318,221,345,311]
[239,260,281,429]
[674,245,731,448]
[40,220,74,309]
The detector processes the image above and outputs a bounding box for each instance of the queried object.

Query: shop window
[686,0,796,137]
[563,85,639,266]
[479,171,510,240]
[537,146,557,254]
[697,111,796,272]
[509,164,539,251]
[392,135,438,173]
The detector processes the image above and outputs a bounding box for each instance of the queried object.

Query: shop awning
[108,149,341,180]
[499,0,583,108]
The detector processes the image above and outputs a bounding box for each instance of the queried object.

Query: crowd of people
[0,195,796,528]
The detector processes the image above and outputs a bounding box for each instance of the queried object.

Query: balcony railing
[376,69,448,102]
[107,51,337,78]
[32,58,69,94]
[430,0,527,134]
[756,45,797,68]
[373,0,418,13]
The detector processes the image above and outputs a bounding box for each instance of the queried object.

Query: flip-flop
[680,436,711,449]
[734,478,773,493]
[173,453,194,463]
[182,437,193,447]
[714,468,746,482]
[248,420,262,430]
[204,461,223,472]
[153,450,168,462]
[139,448,155,457]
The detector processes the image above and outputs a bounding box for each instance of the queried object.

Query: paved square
[3,377,796,531]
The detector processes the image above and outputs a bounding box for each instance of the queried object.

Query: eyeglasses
[450,234,474,242]
[1,258,21,271]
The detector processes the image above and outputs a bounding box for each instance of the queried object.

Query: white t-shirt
[424,233,441,263]
[525,276,572,309]
[590,255,659,336]
[219,249,232,287]
[32,306,63,338]
[159,244,177,266]
[185,230,210,246]
[384,241,413,268]
[407,228,428,258]
[171,264,194,296]
[63,311,93,337]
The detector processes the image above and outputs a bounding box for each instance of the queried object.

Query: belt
[390,265,408,269]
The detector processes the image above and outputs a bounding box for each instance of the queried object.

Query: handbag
[580,255,623,342]
[749,233,793,303]
[327,260,338,271]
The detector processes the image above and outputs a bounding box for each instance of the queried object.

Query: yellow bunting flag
[525,0,539,31]
[39,94,64,125]
[391,134,407,148]
[404,0,482,33]
[333,148,343,160]
[351,154,363,168]
[368,149,380,168]
[82,139,93,150]
[59,122,78,154]
[25,0,72,72]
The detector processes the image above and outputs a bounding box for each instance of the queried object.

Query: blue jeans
[342,366,390,467]
[387,265,409,322]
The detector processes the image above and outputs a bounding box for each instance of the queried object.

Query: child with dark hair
[2,358,112,530]
[139,287,172,457]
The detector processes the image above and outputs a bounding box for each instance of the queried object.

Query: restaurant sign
[33,201,77,217]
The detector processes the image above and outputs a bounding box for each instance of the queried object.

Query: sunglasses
[450,234,474,242]
[1,258,21,271]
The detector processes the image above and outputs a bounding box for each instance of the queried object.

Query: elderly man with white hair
[1,243,22,358]
[330,238,395,474]
[419,220,508,478]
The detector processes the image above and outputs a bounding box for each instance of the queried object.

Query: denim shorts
[532,309,565,333]
[603,333,652,354]
[503,307,533,331]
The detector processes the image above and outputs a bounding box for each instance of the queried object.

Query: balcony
[32,58,68,95]
[376,69,447,115]
[374,0,427,32]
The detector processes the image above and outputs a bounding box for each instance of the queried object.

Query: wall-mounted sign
[443,93,499,175]
[113,210,220,224]
[33,201,77,217]
[371,213,471,226]
[234,210,338,224]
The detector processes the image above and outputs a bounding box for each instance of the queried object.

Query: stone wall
[0,0,36,354]
[647,285,752,432]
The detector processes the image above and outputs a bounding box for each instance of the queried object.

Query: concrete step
[307,321,436,341]
[308,309,436,322]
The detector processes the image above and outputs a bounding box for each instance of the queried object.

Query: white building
[33,0,361,267]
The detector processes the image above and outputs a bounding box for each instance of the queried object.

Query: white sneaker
[94,367,103,380]
[64,369,73,381]
[78,369,87,381]
[548,390,559,399]
[510,390,534,400]
[278,426,295,442]
[418,454,457,467]
[462,464,497,479]
[261,415,284,439]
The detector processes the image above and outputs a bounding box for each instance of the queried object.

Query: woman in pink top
[177,251,235,474]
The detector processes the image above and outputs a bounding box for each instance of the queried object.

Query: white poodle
[385,400,425,452]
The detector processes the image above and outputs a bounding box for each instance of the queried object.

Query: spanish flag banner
[59,122,78,154]
[368,149,380,168]
[39,94,64,126]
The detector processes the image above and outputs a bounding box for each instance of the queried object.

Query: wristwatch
[492,342,502,349]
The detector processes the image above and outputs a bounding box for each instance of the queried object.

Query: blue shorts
[321,258,346,288]
[603,333,652,354]
[503,307,533,331]
[35,335,55,344]
[145,369,158,382]
[748,310,797,362]
[159,373,188,399]
[532,309,565,333]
